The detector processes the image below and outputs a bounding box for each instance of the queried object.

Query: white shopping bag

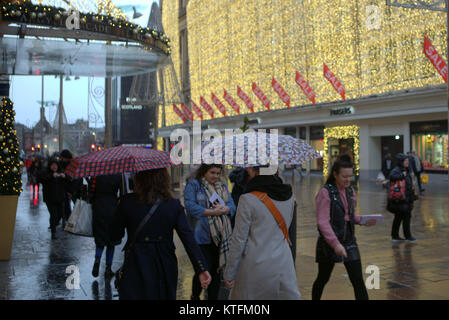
[376,172,386,184]
[65,199,93,237]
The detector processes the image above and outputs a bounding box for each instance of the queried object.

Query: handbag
[64,199,93,237]
[115,199,161,292]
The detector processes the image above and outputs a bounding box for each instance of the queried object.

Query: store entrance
[381,136,403,161]
[328,138,355,165]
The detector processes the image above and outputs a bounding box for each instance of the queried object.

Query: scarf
[200,177,232,272]
[244,175,293,201]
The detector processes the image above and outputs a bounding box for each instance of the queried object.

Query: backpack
[389,180,406,202]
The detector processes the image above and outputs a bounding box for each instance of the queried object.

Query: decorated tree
[0,98,22,195]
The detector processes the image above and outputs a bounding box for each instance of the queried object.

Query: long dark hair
[134,168,174,204]
[325,154,354,185]
[189,164,224,182]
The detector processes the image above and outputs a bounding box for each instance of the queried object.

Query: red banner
[223,90,240,114]
[211,92,227,117]
[237,86,255,113]
[252,82,271,110]
[200,96,214,118]
[173,105,187,123]
[181,103,194,122]
[323,63,346,101]
[295,71,316,105]
[272,77,291,108]
[424,36,448,83]
[191,100,203,120]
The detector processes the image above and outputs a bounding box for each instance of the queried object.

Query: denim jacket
[183,179,236,245]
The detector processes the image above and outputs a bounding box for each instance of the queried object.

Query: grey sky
[10,0,158,128]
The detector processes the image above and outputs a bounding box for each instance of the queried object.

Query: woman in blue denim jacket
[184,164,236,300]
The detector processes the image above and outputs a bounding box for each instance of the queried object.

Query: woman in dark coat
[39,159,66,239]
[109,168,211,300]
[388,153,417,242]
[89,174,122,278]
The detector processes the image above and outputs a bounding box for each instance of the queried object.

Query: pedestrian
[229,167,249,228]
[388,153,418,242]
[25,156,33,185]
[223,166,301,300]
[411,150,425,193]
[109,168,211,300]
[60,149,76,226]
[89,174,122,279]
[39,159,66,240]
[29,158,42,201]
[381,153,393,188]
[312,155,377,300]
[184,164,236,300]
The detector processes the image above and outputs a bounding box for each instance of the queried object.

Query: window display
[412,134,448,172]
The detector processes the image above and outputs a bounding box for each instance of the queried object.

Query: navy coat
[109,194,209,300]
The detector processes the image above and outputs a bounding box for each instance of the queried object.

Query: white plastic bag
[65,199,93,237]
[376,171,386,184]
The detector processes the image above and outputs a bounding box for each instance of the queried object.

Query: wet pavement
[0,172,448,300]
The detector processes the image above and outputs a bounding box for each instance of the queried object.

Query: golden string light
[161,0,446,128]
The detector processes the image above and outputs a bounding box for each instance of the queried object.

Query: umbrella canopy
[65,146,176,179]
[195,132,321,167]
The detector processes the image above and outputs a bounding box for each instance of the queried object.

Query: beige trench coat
[224,193,301,300]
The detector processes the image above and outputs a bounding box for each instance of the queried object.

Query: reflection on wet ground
[1,172,448,300]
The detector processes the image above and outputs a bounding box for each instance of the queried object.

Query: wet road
[0,172,448,300]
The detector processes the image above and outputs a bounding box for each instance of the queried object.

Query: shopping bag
[421,174,429,184]
[65,199,93,237]
[376,171,386,184]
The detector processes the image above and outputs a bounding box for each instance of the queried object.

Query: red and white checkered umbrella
[65,146,177,179]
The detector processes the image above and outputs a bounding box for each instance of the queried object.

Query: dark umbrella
[65,146,177,179]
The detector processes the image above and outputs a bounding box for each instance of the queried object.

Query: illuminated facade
[160,0,448,178]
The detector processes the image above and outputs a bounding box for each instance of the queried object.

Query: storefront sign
[121,105,143,110]
[191,100,204,120]
[181,104,194,122]
[324,63,346,101]
[410,120,448,134]
[272,77,291,108]
[237,86,255,113]
[330,106,354,116]
[173,105,187,123]
[211,93,227,117]
[423,36,448,83]
[200,97,215,118]
[252,83,271,111]
[223,90,240,114]
[295,71,316,105]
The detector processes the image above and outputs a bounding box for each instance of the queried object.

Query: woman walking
[184,164,236,300]
[39,159,66,240]
[29,158,42,202]
[223,166,300,300]
[312,155,376,300]
[109,168,211,300]
[89,174,122,279]
[388,153,417,242]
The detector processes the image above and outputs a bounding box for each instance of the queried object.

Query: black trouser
[391,203,412,239]
[45,202,64,232]
[312,259,369,300]
[63,194,72,220]
[192,243,220,300]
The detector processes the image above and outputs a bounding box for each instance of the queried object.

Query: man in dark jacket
[410,151,425,193]
[388,154,417,242]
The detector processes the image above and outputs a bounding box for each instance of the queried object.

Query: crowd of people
[23,147,425,301]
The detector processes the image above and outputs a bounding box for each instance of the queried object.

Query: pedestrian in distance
[411,150,425,193]
[89,174,122,279]
[29,157,42,202]
[223,166,301,300]
[59,149,76,226]
[388,153,418,242]
[109,168,211,300]
[39,159,67,240]
[312,155,377,300]
[184,164,236,300]
[381,153,393,189]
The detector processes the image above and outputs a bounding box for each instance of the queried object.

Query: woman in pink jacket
[313,155,376,300]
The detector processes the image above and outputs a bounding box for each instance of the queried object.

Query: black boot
[92,258,101,278]
[104,265,114,279]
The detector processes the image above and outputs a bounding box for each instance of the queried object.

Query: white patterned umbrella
[196,131,321,167]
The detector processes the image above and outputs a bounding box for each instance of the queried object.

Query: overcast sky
[11,0,158,128]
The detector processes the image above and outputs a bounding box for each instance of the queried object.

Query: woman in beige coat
[223,167,301,300]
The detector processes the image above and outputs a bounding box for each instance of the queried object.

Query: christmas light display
[161,0,446,127]
[0,98,23,196]
[323,125,360,178]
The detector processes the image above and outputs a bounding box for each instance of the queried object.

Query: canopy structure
[0,0,171,77]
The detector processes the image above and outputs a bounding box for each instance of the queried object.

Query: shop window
[412,134,448,171]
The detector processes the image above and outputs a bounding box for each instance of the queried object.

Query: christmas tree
[0,98,22,195]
